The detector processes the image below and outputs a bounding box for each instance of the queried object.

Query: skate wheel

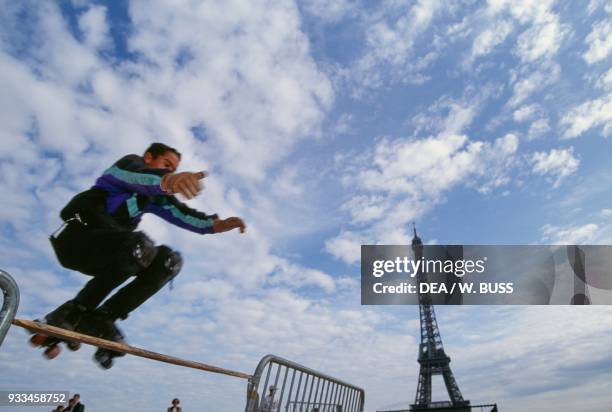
[94,349,113,369]
[94,350,113,369]
[30,334,48,347]
[100,358,113,369]
[66,341,81,351]
[44,345,61,359]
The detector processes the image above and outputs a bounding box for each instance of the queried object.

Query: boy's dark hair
[144,142,181,159]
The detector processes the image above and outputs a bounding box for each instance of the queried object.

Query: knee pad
[124,232,157,271]
[158,245,183,279]
[138,245,183,289]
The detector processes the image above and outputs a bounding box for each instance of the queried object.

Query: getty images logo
[371,256,487,278]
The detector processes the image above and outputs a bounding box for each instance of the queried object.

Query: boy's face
[144,150,180,172]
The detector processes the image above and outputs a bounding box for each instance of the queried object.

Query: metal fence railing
[246,354,365,412]
[0,269,19,348]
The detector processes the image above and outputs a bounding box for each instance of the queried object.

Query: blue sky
[1,0,612,411]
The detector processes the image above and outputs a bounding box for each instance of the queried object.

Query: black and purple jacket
[60,154,217,234]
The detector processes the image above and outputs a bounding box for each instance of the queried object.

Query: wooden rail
[12,318,251,380]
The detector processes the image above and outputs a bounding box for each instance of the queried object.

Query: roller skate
[28,300,87,359]
[77,307,127,369]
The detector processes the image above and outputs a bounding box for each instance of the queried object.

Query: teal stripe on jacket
[162,204,214,229]
[126,195,140,218]
[104,165,162,187]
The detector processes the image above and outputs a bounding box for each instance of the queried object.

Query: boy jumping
[31,143,245,368]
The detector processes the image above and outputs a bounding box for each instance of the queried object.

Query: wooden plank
[12,318,251,380]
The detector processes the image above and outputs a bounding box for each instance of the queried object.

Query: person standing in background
[167,397,182,412]
[260,386,279,412]
[64,394,85,412]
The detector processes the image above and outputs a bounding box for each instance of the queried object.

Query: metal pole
[0,269,19,348]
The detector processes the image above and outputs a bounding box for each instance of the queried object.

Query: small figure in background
[64,394,85,412]
[260,386,279,412]
[167,397,182,412]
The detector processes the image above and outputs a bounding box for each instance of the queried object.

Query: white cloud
[333,113,354,135]
[301,0,357,23]
[515,16,566,63]
[587,0,612,15]
[471,1,566,113]
[412,89,498,136]
[78,4,111,50]
[350,0,443,89]
[0,1,334,181]
[445,16,473,39]
[527,117,551,139]
[270,166,305,198]
[412,99,478,134]
[353,133,516,196]
[327,132,519,263]
[126,1,334,181]
[513,104,540,122]
[510,106,551,138]
[488,0,557,24]
[472,0,566,66]
[541,223,599,243]
[267,260,337,293]
[463,0,560,62]
[325,230,366,265]
[560,92,612,139]
[468,19,513,63]
[340,195,388,224]
[595,67,612,90]
[583,18,612,64]
[531,147,580,188]
[508,63,560,107]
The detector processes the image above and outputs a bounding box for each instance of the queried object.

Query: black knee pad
[139,245,183,288]
[123,232,157,272]
[157,245,183,279]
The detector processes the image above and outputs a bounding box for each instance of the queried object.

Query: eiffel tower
[410,227,470,411]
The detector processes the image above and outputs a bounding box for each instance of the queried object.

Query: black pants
[50,221,182,319]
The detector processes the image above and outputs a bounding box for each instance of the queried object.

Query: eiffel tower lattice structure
[410,227,470,411]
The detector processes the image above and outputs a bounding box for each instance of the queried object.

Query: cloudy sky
[1,0,612,411]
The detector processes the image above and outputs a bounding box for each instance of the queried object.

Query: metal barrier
[246,354,365,412]
[0,270,19,347]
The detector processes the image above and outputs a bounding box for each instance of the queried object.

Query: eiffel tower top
[411,222,422,248]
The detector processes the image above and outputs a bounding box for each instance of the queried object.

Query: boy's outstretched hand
[161,171,206,199]
[213,217,246,234]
